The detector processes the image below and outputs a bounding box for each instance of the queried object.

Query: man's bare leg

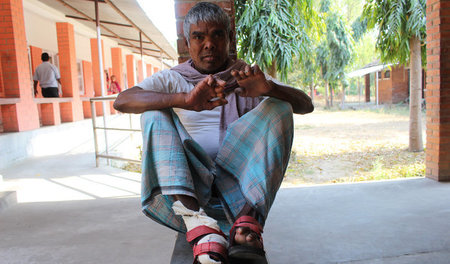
[174,195,199,211]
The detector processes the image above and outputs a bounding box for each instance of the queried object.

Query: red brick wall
[90,38,106,97]
[0,0,39,132]
[426,0,450,181]
[81,60,93,118]
[0,52,4,97]
[174,0,236,63]
[111,47,124,89]
[90,38,108,116]
[82,60,94,97]
[126,54,135,88]
[391,66,409,104]
[56,22,83,122]
[146,63,153,77]
[378,71,392,104]
[137,59,144,83]
[40,103,61,126]
[29,45,43,98]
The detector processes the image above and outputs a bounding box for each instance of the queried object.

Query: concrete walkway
[1,152,450,263]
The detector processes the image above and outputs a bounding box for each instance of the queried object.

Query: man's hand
[231,64,273,97]
[184,75,228,111]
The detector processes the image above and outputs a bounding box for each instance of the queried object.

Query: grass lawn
[284,103,426,186]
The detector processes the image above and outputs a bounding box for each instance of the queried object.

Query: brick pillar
[56,22,83,122]
[81,60,94,118]
[146,63,153,77]
[111,47,124,88]
[126,54,135,88]
[365,74,371,102]
[137,59,144,83]
[0,0,39,132]
[90,38,108,116]
[174,0,236,63]
[425,0,450,181]
[29,46,43,98]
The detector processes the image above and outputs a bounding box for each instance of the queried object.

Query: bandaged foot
[173,201,228,264]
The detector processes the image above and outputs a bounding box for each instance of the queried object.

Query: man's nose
[204,37,216,50]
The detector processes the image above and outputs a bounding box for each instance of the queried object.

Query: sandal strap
[193,242,228,262]
[231,215,263,235]
[186,225,226,243]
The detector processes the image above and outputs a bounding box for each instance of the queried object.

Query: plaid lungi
[140,97,293,234]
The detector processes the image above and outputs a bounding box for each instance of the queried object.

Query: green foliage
[316,1,354,88]
[351,16,368,42]
[363,0,427,66]
[234,0,315,80]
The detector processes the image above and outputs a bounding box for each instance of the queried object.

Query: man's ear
[184,38,189,48]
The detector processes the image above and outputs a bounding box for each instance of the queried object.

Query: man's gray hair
[183,2,231,44]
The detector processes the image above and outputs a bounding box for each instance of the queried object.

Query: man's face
[187,21,230,74]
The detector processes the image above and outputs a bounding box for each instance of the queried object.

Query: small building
[348,60,425,105]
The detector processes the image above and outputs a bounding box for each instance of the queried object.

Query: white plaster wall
[23,8,59,54]
[74,34,92,62]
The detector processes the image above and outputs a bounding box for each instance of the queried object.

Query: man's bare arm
[113,75,227,114]
[265,81,314,114]
[113,87,186,114]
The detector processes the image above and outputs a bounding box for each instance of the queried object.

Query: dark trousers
[42,87,59,97]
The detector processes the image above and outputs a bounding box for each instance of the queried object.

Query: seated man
[114,2,313,263]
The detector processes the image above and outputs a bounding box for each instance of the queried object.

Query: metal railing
[90,96,142,167]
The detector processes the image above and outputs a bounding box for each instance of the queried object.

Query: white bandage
[172,201,229,264]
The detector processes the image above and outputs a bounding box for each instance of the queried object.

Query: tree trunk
[409,36,423,152]
[324,81,329,108]
[268,60,277,79]
[329,83,333,107]
[310,82,314,103]
[341,83,345,109]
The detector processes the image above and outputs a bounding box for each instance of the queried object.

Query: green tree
[316,0,354,108]
[363,0,426,152]
[234,0,315,80]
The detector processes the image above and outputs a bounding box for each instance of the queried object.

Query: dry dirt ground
[283,106,426,186]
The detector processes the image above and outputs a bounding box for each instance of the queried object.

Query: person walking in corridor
[33,52,61,97]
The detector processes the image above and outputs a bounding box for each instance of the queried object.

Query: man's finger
[253,64,262,74]
[238,70,246,79]
[210,98,228,108]
[244,65,252,76]
[216,78,226,88]
[206,75,214,86]
[231,70,242,80]
[214,86,225,94]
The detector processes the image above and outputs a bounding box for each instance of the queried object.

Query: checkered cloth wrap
[140,98,294,233]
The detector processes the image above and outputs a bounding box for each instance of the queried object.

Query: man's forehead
[189,21,226,33]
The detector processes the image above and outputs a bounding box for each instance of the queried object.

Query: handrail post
[90,100,100,167]
[89,96,142,167]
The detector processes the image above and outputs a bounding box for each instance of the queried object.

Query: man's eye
[213,32,225,38]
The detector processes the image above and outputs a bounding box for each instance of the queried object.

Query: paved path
[1,152,450,263]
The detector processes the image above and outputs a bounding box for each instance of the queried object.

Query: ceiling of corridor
[37,0,178,61]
